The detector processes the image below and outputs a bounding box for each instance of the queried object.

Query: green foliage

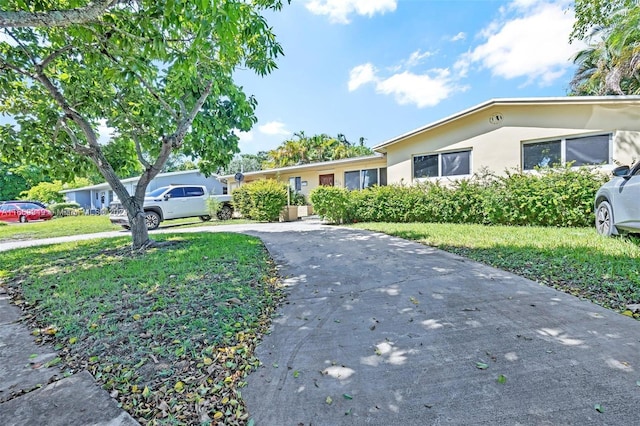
[264,132,373,168]
[232,179,287,222]
[570,2,640,95]
[206,197,221,217]
[311,167,607,228]
[23,180,64,204]
[289,189,306,206]
[309,186,353,224]
[571,0,635,41]
[0,162,47,200]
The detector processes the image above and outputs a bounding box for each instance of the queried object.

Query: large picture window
[413,150,471,179]
[344,168,387,190]
[522,133,611,170]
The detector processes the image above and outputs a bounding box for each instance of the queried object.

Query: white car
[110,184,233,230]
[594,163,640,236]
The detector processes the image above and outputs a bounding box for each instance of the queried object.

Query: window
[413,150,471,179]
[523,133,611,170]
[184,187,205,197]
[523,140,561,170]
[289,176,302,192]
[167,187,185,198]
[344,168,387,190]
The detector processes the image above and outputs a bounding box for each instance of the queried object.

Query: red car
[0,202,53,223]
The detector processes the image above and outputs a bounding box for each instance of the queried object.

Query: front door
[319,174,334,186]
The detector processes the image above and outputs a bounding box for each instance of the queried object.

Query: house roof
[60,169,215,193]
[218,154,386,181]
[372,95,640,152]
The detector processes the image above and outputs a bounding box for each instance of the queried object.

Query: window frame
[412,149,472,180]
[343,167,387,190]
[521,132,612,171]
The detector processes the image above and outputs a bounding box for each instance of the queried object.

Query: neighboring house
[220,154,388,201]
[222,96,640,195]
[61,169,226,212]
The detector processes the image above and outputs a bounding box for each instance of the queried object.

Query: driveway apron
[242,225,640,425]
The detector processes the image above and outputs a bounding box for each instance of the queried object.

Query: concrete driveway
[1,220,639,425]
[240,224,640,425]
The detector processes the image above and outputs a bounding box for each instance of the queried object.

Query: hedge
[310,167,607,227]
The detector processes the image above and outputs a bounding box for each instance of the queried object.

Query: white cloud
[348,63,378,91]
[236,130,254,142]
[376,70,467,108]
[348,62,467,108]
[404,49,435,68]
[450,32,466,42]
[463,0,584,86]
[258,121,291,136]
[306,0,397,24]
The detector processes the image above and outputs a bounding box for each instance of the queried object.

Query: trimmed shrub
[310,166,607,228]
[231,179,287,222]
[310,186,352,224]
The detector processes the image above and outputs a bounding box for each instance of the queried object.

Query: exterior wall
[384,102,640,184]
[225,157,387,200]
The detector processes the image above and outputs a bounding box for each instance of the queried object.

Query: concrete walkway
[1,220,640,425]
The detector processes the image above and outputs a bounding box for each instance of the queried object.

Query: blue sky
[235,0,586,154]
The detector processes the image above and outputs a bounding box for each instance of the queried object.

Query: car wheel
[19,215,27,223]
[595,200,614,236]
[145,211,161,230]
[216,205,233,221]
[199,215,212,222]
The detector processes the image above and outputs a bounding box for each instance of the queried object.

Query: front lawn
[0,233,282,424]
[0,215,252,242]
[0,215,121,241]
[351,222,640,316]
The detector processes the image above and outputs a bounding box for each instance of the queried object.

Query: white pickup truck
[109,184,233,230]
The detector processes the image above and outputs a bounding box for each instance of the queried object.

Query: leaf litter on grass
[0,233,285,425]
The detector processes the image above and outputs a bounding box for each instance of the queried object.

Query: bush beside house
[232,179,288,222]
[310,167,607,227]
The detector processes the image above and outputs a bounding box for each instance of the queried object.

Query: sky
[234,0,587,154]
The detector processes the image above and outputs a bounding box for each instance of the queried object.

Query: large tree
[0,0,286,249]
[570,2,640,95]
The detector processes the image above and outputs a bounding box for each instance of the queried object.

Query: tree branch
[131,132,151,169]
[40,45,75,70]
[0,0,121,28]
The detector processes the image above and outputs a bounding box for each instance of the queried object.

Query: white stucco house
[220,96,640,199]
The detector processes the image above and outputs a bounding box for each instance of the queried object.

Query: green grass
[0,233,282,424]
[351,222,640,314]
[0,216,121,241]
[0,215,253,242]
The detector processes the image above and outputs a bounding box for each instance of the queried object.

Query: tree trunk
[129,208,151,250]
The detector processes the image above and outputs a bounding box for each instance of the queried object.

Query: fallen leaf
[409,296,419,305]
[174,381,184,392]
[68,337,77,344]
[594,404,604,413]
[497,374,507,384]
[476,362,489,370]
[133,314,141,321]
[213,411,224,419]
[293,370,300,378]
[326,396,333,405]
[343,393,353,400]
